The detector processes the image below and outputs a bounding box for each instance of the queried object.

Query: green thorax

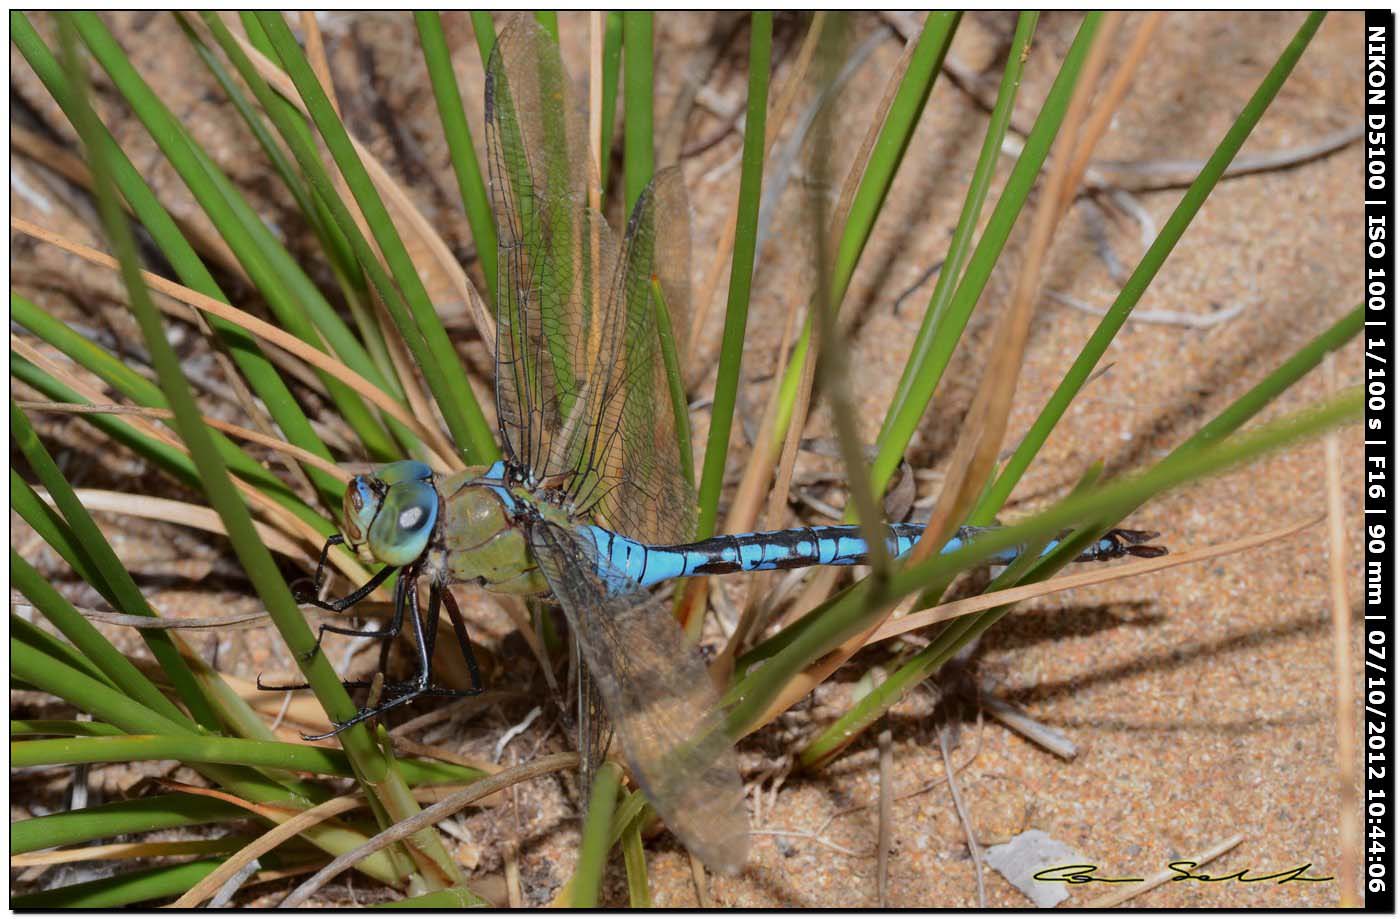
[436,468,558,596]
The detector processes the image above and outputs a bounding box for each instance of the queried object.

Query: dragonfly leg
[437,583,486,695]
[297,567,402,664]
[255,674,378,692]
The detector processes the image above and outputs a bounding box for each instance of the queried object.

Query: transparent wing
[485,16,694,543]
[530,518,749,875]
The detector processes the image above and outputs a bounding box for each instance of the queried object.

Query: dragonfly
[281,17,1165,876]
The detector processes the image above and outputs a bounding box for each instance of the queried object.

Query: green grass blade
[868,12,1103,495]
[622,11,654,214]
[415,11,499,304]
[13,401,218,728]
[12,550,184,721]
[11,734,483,785]
[12,794,248,854]
[470,11,497,63]
[878,12,1037,472]
[572,762,622,907]
[10,466,105,587]
[621,811,652,907]
[694,11,772,540]
[10,614,115,691]
[377,887,491,908]
[600,12,624,190]
[11,11,347,504]
[12,719,126,737]
[973,11,1330,521]
[11,859,223,909]
[254,10,498,465]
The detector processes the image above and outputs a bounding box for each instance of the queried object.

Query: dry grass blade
[278,752,578,908]
[12,215,456,472]
[876,726,893,906]
[173,792,367,907]
[910,13,1123,566]
[1083,833,1246,908]
[12,593,271,632]
[1054,12,1165,219]
[864,515,1322,646]
[937,724,984,907]
[13,336,318,547]
[16,401,349,483]
[10,839,242,867]
[298,11,340,116]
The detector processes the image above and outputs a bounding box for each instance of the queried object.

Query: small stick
[1082,834,1245,908]
[938,723,985,907]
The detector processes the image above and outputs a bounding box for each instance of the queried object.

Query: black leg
[299,562,398,613]
[295,576,485,741]
[439,584,485,694]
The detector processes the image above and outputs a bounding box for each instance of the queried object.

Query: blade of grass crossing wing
[622,12,654,214]
[600,12,624,191]
[694,12,772,540]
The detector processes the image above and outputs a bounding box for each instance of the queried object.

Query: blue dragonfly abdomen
[582,522,1166,591]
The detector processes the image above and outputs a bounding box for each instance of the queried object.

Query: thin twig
[1082,834,1245,908]
[12,596,270,632]
[937,723,984,908]
[876,726,894,906]
[1046,288,1245,329]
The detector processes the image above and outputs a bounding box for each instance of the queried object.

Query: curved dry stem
[278,752,578,908]
[173,791,367,907]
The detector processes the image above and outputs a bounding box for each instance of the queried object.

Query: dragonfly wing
[484,15,593,482]
[530,519,749,875]
[591,167,696,544]
[486,16,695,544]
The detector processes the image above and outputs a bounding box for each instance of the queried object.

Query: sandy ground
[10,11,1366,908]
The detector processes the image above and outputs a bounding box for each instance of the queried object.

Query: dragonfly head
[341,461,439,567]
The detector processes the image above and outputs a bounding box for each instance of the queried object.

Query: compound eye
[342,476,380,546]
[367,481,439,566]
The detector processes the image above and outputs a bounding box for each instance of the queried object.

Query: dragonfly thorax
[435,468,551,596]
